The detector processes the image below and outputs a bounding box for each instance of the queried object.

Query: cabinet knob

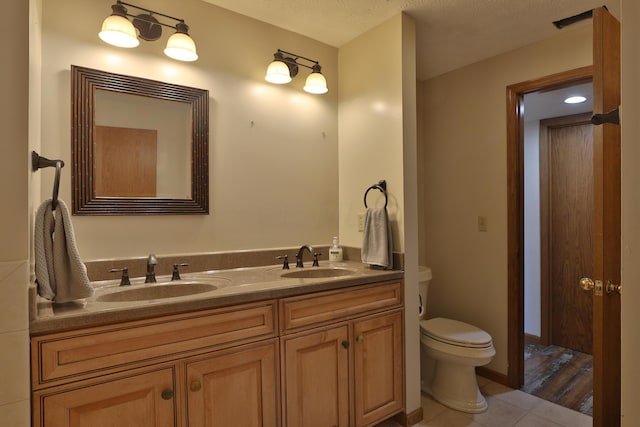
[355,335,365,344]
[161,389,174,400]
[190,380,202,392]
[341,340,350,349]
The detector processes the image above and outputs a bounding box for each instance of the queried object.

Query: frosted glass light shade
[99,15,139,48]
[164,33,198,62]
[265,60,292,84]
[304,72,328,94]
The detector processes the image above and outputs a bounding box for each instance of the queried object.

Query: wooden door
[38,368,175,427]
[540,114,594,354]
[94,125,158,197]
[282,325,350,427]
[590,7,621,426]
[353,310,404,427]
[185,340,279,427]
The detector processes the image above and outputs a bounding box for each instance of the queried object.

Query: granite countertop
[30,261,403,335]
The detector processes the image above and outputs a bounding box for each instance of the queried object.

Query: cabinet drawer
[32,301,276,388]
[279,281,403,333]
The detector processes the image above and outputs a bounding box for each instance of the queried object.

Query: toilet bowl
[418,267,495,413]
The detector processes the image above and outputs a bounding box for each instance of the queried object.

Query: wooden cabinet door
[282,325,350,427]
[37,367,176,427]
[353,311,404,427]
[185,340,279,427]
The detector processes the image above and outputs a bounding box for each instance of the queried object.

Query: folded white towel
[361,207,393,269]
[34,199,93,303]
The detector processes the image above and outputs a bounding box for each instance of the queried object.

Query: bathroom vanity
[30,262,404,427]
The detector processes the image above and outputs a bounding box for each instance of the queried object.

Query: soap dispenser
[329,236,343,262]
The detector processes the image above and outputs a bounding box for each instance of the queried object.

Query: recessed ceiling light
[564,95,587,104]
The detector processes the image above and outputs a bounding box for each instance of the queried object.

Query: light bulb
[164,32,198,62]
[265,60,292,84]
[304,72,328,94]
[99,14,139,48]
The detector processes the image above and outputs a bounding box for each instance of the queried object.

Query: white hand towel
[361,207,393,269]
[34,199,93,303]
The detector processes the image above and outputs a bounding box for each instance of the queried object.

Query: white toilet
[418,266,496,413]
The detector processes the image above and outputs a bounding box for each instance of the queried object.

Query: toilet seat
[420,317,492,349]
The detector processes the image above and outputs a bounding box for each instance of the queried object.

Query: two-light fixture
[265,49,328,94]
[99,1,198,62]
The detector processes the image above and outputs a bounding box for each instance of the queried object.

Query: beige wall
[338,13,421,414]
[338,16,406,252]
[0,0,31,425]
[621,0,640,424]
[419,24,593,374]
[39,0,339,260]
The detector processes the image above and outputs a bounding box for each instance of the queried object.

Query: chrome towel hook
[32,151,65,211]
[364,179,388,209]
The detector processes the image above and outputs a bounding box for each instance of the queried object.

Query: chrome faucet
[295,245,314,268]
[145,254,158,283]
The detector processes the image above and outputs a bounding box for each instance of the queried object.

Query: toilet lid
[420,317,493,348]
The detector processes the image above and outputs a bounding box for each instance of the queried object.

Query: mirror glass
[94,90,191,199]
[71,65,209,215]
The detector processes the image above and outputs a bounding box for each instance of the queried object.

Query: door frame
[506,65,593,388]
[539,112,594,348]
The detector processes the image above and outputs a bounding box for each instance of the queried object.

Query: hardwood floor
[521,341,593,416]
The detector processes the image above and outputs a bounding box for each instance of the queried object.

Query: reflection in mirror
[71,65,209,215]
[94,91,191,198]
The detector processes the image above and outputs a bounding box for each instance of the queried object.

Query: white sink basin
[97,282,218,302]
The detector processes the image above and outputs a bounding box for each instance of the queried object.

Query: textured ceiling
[201,0,620,80]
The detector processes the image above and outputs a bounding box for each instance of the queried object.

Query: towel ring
[364,180,388,209]
[32,151,65,211]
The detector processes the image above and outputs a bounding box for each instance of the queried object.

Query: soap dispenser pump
[329,236,343,262]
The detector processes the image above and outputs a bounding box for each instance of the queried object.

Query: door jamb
[506,65,593,388]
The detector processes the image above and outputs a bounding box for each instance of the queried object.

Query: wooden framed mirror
[71,65,209,215]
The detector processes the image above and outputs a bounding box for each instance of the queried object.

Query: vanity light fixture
[265,49,328,94]
[99,1,198,62]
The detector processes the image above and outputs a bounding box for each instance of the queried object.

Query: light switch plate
[358,213,365,232]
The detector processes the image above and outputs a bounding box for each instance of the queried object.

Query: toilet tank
[418,266,432,319]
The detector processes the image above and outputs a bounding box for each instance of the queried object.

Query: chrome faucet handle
[312,252,321,267]
[276,255,290,270]
[109,267,131,286]
[171,263,189,281]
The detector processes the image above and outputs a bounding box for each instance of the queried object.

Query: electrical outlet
[477,216,488,232]
[357,213,366,232]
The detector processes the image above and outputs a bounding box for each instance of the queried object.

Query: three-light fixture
[99,1,198,62]
[265,49,328,94]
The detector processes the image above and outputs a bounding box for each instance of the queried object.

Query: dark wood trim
[506,65,592,389]
[71,65,209,215]
[592,8,621,426]
[524,333,542,345]
[476,366,509,387]
[392,407,423,426]
[539,113,593,347]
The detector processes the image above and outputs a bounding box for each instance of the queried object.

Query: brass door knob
[606,280,622,295]
[190,380,202,392]
[355,335,365,344]
[579,277,595,291]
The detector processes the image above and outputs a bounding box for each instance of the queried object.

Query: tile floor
[381,376,592,427]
